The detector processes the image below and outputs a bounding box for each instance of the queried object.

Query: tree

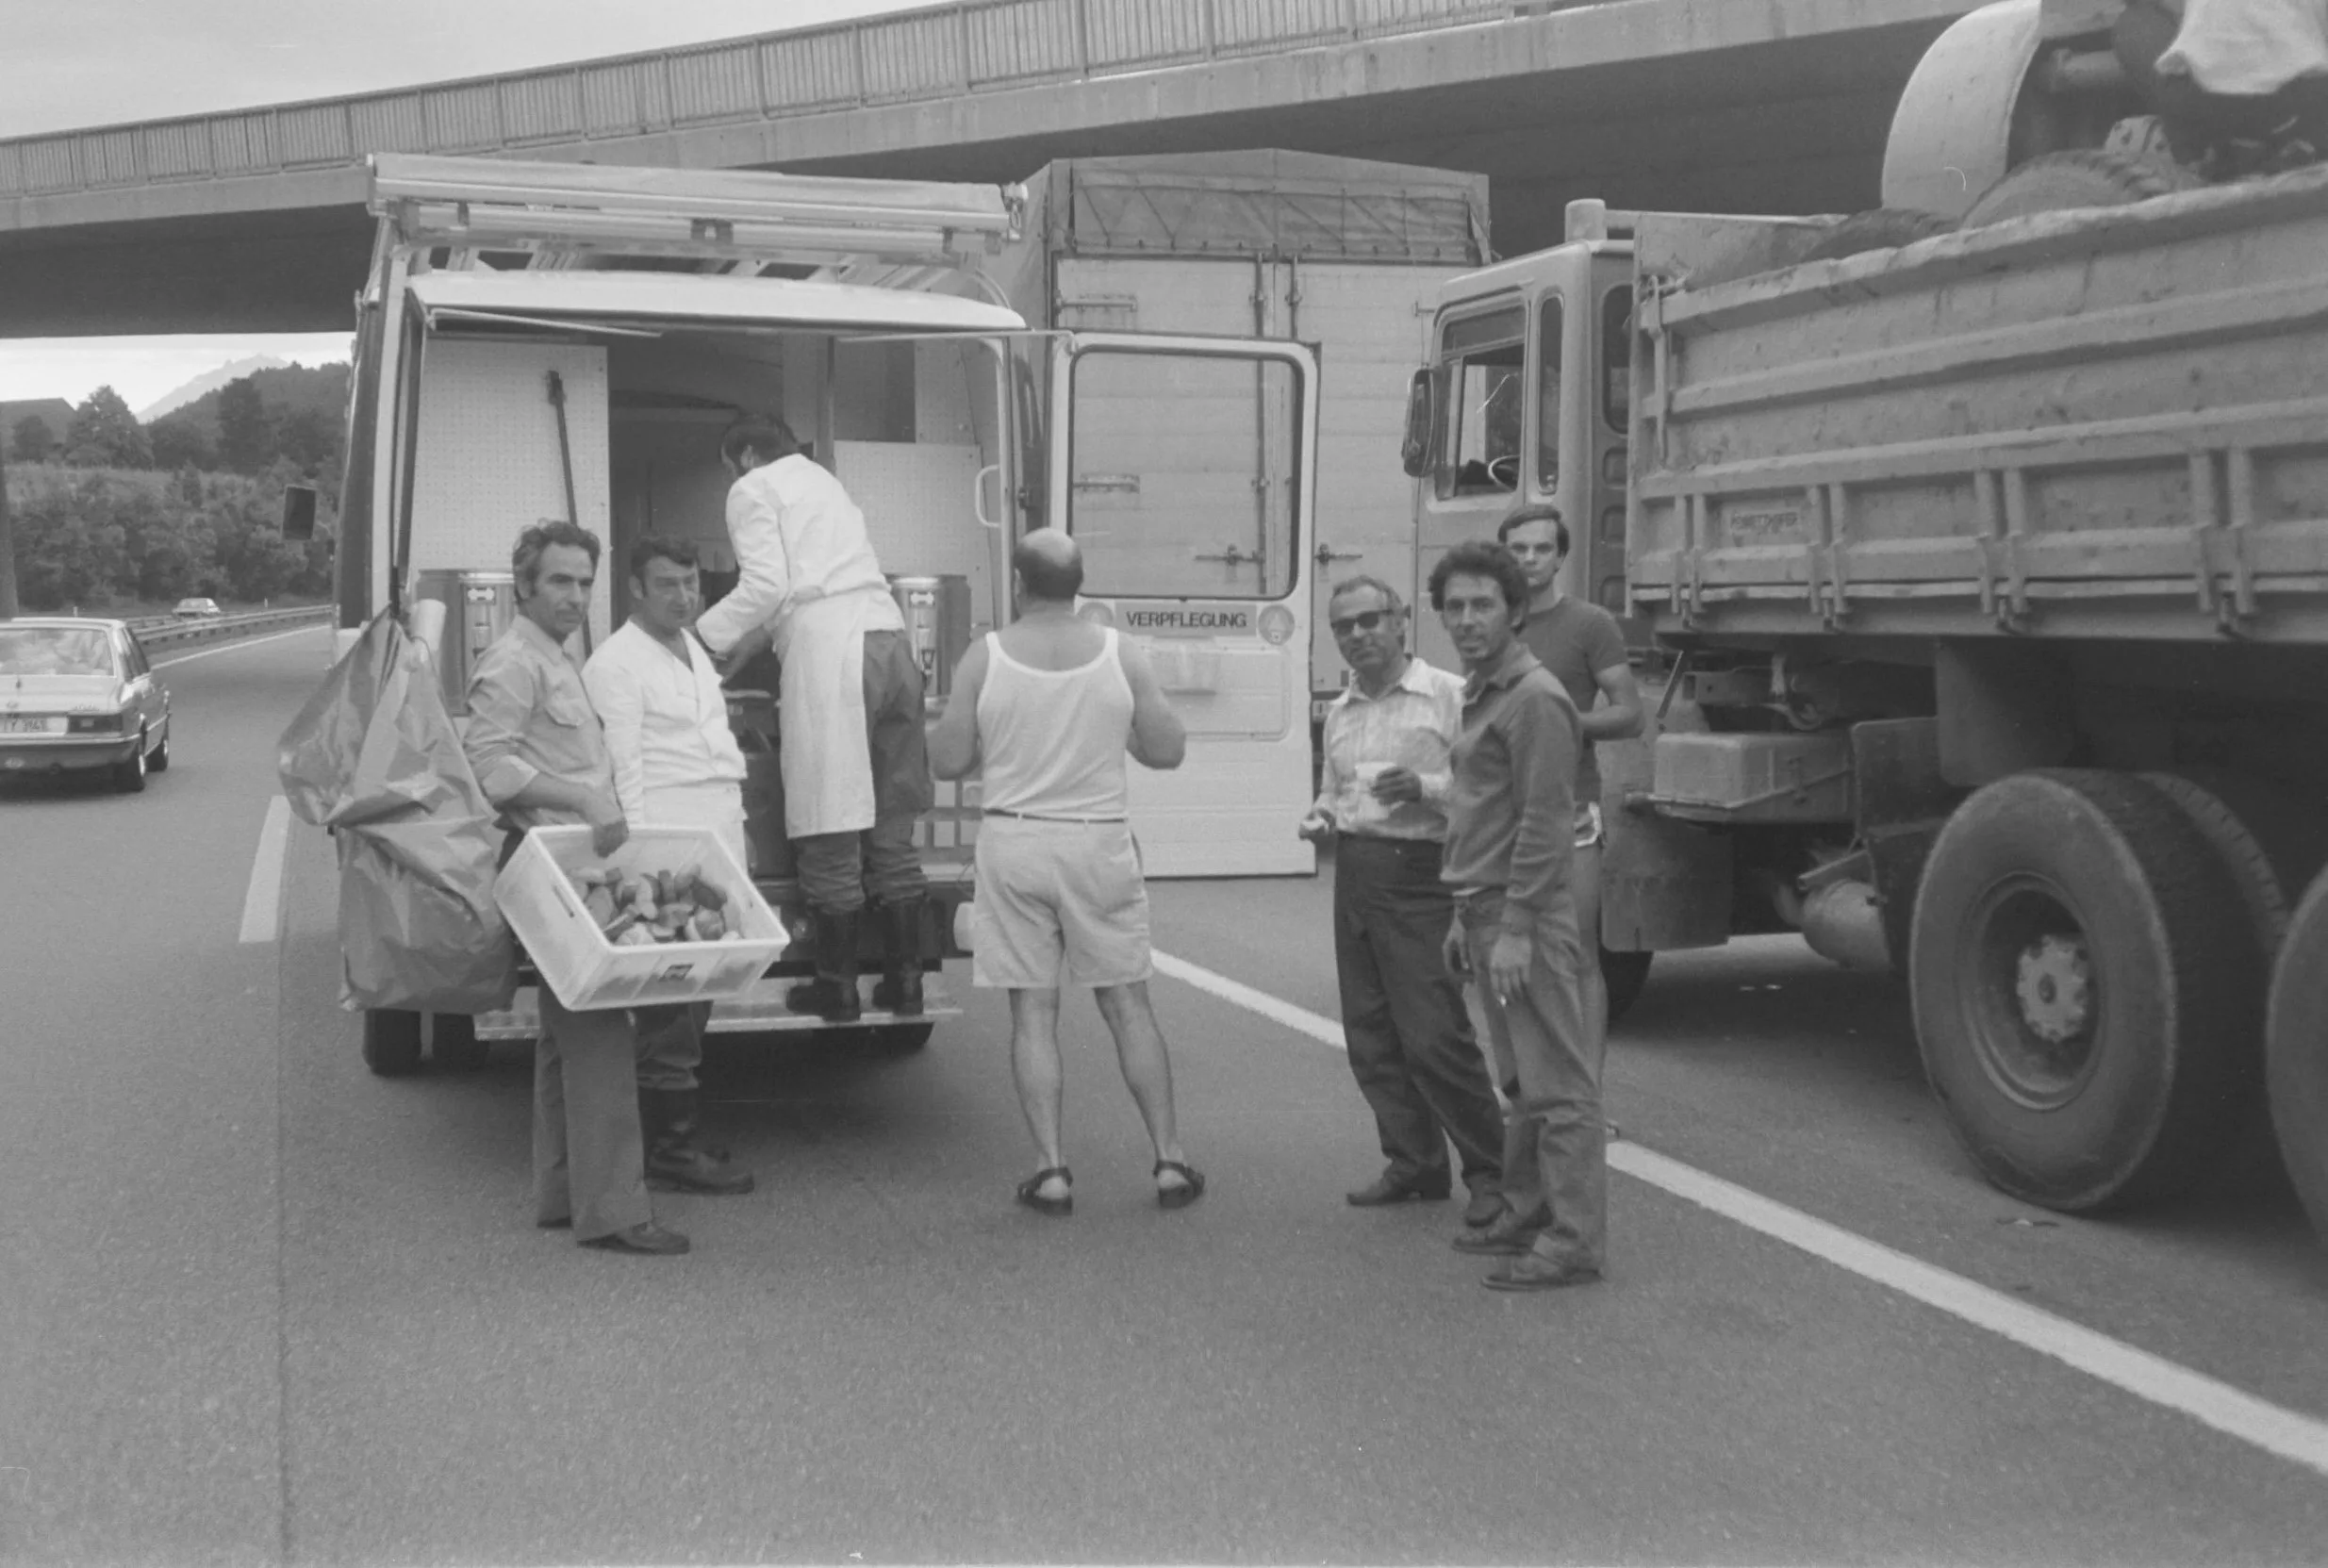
[217,379,271,473]
[9,415,53,465]
[148,418,214,472]
[65,386,151,470]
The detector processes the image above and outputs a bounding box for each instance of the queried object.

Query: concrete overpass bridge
[0,0,1981,337]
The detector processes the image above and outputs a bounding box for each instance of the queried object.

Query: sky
[0,0,920,413]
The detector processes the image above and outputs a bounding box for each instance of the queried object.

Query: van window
[1432,305,1526,500]
[1602,287,1634,435]
[1535,294,1564,492]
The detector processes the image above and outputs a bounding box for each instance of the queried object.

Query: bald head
[1014,528,1084,603]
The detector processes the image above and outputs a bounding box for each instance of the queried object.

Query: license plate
[0,716,61,734]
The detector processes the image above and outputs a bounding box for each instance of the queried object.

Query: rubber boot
[785,906,864,1023]
[640,1085,754,1196]
[869,897,927,1016]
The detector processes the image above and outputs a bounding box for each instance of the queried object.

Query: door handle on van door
[1195,544,1263,568]
[973,465,1001,531]
[1314,544,1363,566]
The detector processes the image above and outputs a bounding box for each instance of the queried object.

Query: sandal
[1015,1165,1072,1217]
[1154,1159,1206,1212]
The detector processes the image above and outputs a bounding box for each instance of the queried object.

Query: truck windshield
[1434,305,1526,500]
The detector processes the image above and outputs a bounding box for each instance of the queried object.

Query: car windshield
[0,628,117,677]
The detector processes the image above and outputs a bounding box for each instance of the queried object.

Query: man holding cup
[1301,577,1505,1224]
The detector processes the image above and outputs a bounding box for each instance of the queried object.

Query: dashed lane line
[154,622,329,668]
[1148,946,2328,1482]
[239,797,292,945]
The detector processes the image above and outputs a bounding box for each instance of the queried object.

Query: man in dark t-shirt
[1455,503,1643,1256]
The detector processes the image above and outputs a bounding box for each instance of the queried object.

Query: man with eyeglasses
[1300,577,1506,1227]
[1457,505,1641,1258]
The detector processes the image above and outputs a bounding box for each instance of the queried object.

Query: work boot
[785,906,864,1023]
[869,897,927,1016]
[640,1085,754,1196]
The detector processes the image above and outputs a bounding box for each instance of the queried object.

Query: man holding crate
[465,521,689,1257]
[584,535,755,1199]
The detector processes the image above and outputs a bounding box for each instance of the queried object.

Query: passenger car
[173,597,223,619]
[0,619,172,792]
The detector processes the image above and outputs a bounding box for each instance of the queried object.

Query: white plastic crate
[495,824,788,1012]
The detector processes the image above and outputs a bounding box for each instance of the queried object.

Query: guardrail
[132,605,333,652]
[0,0,1547,202]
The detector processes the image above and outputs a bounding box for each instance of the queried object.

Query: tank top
[976,626,1135,818]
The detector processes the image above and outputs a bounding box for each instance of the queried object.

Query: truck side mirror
[1400,368,1434,479]
[280,484,319,542]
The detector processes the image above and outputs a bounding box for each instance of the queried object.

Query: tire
[2268,869,2328,1247]
[1909,769,2263,1212]
[867,1022,934,1055]
[113,730,149,794]
[1959,150,2195,228]
[1601,947,1654,1025]
[148,728,170,774]
[431,1012,488,1072]
[362,1009,425,1077]
[1803,207,1955,262]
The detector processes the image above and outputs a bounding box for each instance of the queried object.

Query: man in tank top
[926,529,1205,1217]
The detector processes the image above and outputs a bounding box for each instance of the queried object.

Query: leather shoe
[1452,1203,1550,1255]
[580,1221,691,1256]
[1345,1169,1452,1206]
[1483,1251,1602,1292]
[1461,1189,1506,1229]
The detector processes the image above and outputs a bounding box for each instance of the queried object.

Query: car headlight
[67,713,124,734]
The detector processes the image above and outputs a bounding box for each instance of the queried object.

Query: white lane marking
[155,622,329,668]
[239,796,292,945]
[1148,947,2328,1481]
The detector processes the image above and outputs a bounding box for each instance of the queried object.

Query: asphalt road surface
[4,624,2325,1565]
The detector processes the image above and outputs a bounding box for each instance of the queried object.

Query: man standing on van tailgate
[1431,538,1603,1291]
[465,520,687,1257]
[694,415,934,1025]
[1455,503,1641,1259]
[584,535,755,1199]
[1299,575,1506,1228]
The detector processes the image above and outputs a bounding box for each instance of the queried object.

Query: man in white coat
[583,535,755,1197]
[692,415,934,1022]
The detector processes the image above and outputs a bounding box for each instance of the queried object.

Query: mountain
[137,355,289,422]
[152,362,351,438]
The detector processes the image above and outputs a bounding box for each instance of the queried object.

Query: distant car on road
[173,597,223,619]
[0,619,172,793]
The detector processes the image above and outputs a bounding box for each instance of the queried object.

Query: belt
[984,808,1128,825]
[1336,831,1439,847]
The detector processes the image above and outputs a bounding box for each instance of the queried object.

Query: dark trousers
[795,628,935,913]
[1333,834,1505,1197]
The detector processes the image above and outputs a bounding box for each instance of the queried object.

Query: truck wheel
[1959,150,2193,228]
[1601,947,1654,1025]
[1910,769,2262,1212]
[1802,207,1954,262]
[362,1010,425,1077]
[430,1013,488,1072]
[2268,869,2328,1246]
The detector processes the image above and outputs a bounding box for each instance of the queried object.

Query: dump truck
[1400,0,2328,1241]
[329,153,1319,1074]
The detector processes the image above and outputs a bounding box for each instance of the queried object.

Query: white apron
[641,780,750,880]
[771,584,902,838]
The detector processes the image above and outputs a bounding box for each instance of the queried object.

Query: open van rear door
[1047,332,1321,877]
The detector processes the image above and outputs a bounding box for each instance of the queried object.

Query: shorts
[971,817,1153,989]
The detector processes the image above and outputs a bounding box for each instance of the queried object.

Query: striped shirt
[1312,656,1463,842]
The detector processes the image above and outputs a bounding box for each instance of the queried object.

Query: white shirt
[691,453,902,656]
[1312,656,1463,842]
[581,619,747,827]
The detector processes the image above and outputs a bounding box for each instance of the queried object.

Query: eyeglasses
[1328,609,1394,636]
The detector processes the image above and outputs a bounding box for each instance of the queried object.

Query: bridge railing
[0,0,1543,202]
